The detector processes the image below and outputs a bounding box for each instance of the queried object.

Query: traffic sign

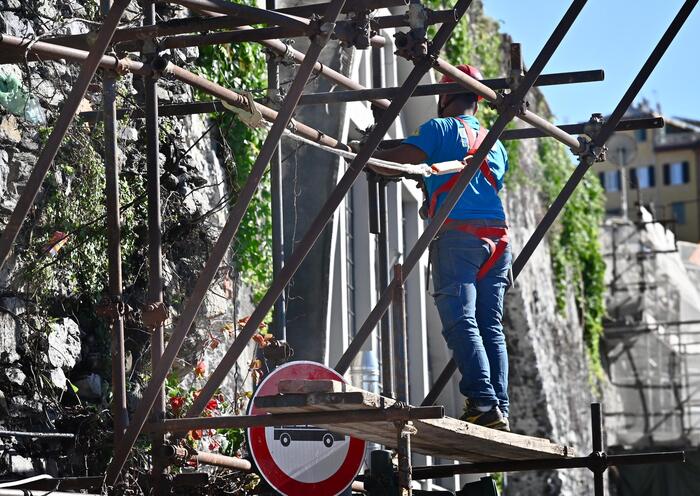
[248,361,366,495]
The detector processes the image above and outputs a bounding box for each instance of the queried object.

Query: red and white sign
[248,361,366,496]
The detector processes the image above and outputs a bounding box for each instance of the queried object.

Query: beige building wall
[594,126,700,242]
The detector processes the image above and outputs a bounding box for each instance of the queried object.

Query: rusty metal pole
[396,421,413,496]
[186,0,478,420]
[143,0,167,490]
[105,0,349,483]
[591,403,605,496]
[101,0,128,444]
[393,264,409,403]
[0,0,131,273]
[267,0,286,342]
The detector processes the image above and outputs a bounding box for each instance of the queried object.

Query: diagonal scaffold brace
[335,0,590,376]
[104,0,350,484]
[420,0,699,408]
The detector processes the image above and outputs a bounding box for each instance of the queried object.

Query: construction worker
[367,64,511,431]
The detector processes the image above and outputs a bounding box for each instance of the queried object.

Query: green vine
[19,123,145,303]
[538,139,606,379]
[197,36,272,301]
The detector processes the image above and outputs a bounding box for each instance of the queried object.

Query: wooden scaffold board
[254,380,575,463]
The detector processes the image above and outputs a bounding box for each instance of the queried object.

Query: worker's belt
[441,221,509,281]
[428,117,508,281]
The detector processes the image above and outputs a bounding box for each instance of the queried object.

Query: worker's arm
[368,144,428,177]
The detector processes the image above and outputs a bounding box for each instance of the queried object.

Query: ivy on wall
[197,40,272,300]
[538,139,606,378]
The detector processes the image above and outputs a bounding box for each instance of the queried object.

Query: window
[602,170,621,192]
[636,166,655,189]
[671,202,686,225]
[635,129,647,142]
[663,162,690,185]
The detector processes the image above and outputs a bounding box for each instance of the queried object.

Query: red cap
[439,64,484,101]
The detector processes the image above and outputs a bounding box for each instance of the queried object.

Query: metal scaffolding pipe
[79,68,605,121]
[296,69,605,105]
[146,406,445,432]
[101,0,128,445]
[160,62,344,149]
[143,2,167,488]
[0,0,132,272]
[0,490,101,496]
[163,0,310,30]
[0,33,151,75]
[411,450,685,480]
[335,0,588,375]
[433,57,584,153]
[105,0,349,483]
[268,0,286,341]
[185,0,475,423]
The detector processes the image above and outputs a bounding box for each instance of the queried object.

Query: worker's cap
[438,64,484,101]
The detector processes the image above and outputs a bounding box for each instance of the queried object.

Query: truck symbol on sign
[273,425,346,448]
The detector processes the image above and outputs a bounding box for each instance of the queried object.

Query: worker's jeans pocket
[432,282,465,335]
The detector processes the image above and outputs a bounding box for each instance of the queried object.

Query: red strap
[476,235,509,280]
[442,221,509,281]
[427,119,498,219]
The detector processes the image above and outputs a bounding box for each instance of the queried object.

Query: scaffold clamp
[222,91,264,129]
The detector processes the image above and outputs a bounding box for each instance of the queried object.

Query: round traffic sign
[248,361,366,495]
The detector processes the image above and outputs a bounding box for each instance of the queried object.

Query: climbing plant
[197,25,272,301]
[538,139,606,379]
[18,123,145,303]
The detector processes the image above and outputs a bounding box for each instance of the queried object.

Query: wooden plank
[255,380,575,463]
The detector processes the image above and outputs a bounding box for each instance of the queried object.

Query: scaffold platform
[255,380,574,463]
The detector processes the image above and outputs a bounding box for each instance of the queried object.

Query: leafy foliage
[538,139,606,378]
[18,123,145,302]
[197,27,272,301]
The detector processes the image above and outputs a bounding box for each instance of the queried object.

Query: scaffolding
[0,0,697,494]
[602,214,700,449]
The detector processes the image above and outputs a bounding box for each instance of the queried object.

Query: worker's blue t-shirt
[403,115,509,221]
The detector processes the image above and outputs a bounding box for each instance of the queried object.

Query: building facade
[594,102,700,242]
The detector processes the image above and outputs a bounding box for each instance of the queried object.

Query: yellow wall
[593,128,700,242]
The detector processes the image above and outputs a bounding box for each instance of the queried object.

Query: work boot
[460,401,510,431]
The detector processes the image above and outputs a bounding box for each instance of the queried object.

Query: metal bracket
[261,338,294,366]
[394,30,429,61]
[142,301,169,329]
[309,14,336,46]
[221,91,265,129]
[335,11,373,49]
[579,112,608,165]
[96,298,128,322]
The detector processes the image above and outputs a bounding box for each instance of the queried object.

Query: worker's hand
[348,140,362,154]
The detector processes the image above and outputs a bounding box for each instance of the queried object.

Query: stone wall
[0,0,255,479]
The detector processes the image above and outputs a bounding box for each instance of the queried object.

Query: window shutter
[649,166,656,187]
[598,172,605,189]
[629,168,638,189]
[683,161,690,183]
[616,170,621,190]
[663,163,670,185]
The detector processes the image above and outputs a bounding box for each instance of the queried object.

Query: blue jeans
[430,229,511,417]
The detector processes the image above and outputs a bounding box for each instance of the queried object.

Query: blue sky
[482,0,700,124]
